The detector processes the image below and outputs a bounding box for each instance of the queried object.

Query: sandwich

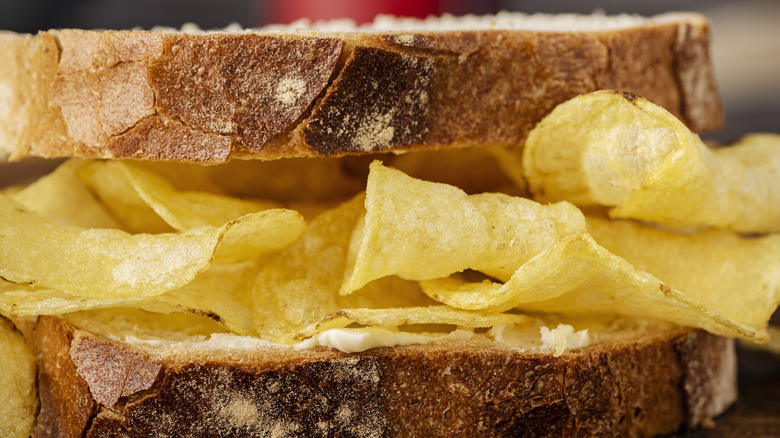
[1,11,778,437]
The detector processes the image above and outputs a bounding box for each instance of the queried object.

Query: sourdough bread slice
[0,12,722,163]
[29,314,736,437]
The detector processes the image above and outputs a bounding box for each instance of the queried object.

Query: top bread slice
[0,12,722,163]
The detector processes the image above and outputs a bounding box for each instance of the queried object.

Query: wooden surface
[667,342,780,437]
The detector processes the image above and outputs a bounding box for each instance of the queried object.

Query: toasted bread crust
[1,14,722,163]
[30,315,736,437]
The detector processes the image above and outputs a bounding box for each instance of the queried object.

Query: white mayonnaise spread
[118,324,590,355]
[293,327,474,353]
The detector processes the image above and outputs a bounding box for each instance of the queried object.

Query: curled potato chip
[0,261,259,336]
[311,307,534,332]
[211,209,307,263]
[0,194,303,298]
[11,159,117,228]
[346,162,775,341]
[252,196,364,342]
[80,161,307,263]
[253,196,473,343]
[0,278,149,315]
[116,162,280,230]
[64,307,232,340]
[341,165,488,292]
[421,232,765,341]
[193,157,366,202]
[341,161,585,293]
[79,161,172,233]
[0,317,37,438]
[252,197,363,342]
[155,261,260,334]
[523,91,780,233]
[80,161,281,232]
[585,216,780,331]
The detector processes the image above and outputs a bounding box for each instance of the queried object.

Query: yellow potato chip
[0,194,303,298]
[118,161,281,230]
[252,195,457,343]
[523,91,780,233]
[79,161,172,233]
[421,232,764,341]
[155,260,261,334]
[312,306,534,332]
[252,195,365,342]
[0,317,37,438]
[64,307,231,340]
[0,261,259,336]
[212,209,307,263]
[194,156,366,202]
[0,278,149,315]
[338,275,437,309]
[422,214,780,343]
[80,161,282,232]
[80,160,307,263]
[11,159,118,228]
[585,216,780,331]
[131,161,227,193]
[341,161,585,293]
[483,146,529,196]
[344,162,774,342]
[341,162,491,293]
[470,193,586,282]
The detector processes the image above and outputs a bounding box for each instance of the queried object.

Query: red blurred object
[267,0,440,25]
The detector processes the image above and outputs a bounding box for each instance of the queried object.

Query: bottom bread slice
[29,315,736,438]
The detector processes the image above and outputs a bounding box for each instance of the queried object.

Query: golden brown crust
[69,332,163,407]
[673,21,724,131]
[31,315,736,437]
[1,15,722,163]
[30,315,96,438]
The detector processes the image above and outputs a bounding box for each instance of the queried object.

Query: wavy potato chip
[64,307,232,340]
[252,196,366,340]
[0,278,149,315]
[312,306,534,332]
[0,261,259,336]
[422,233,764,341]
[11,159,117,228]
[345,162,775,341]
[79,161,172,233]
[252,195,492,343]
[585,216,780,331]
[155,261,261,334]
[341,165,489,292]
[193,156,366,202]
[210,209,307,264]
[342,161,586,293]
[0,317,37,438]
[253,196,365,342]
[0,194,303,298]
[523,91,780,233]
[80,161,281,231]
[80,161,307,263]
[115,162,280,230]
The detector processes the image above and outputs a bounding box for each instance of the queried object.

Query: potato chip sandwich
[1,11,778,437]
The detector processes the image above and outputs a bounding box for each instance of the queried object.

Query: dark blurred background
[0,0,778,142]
